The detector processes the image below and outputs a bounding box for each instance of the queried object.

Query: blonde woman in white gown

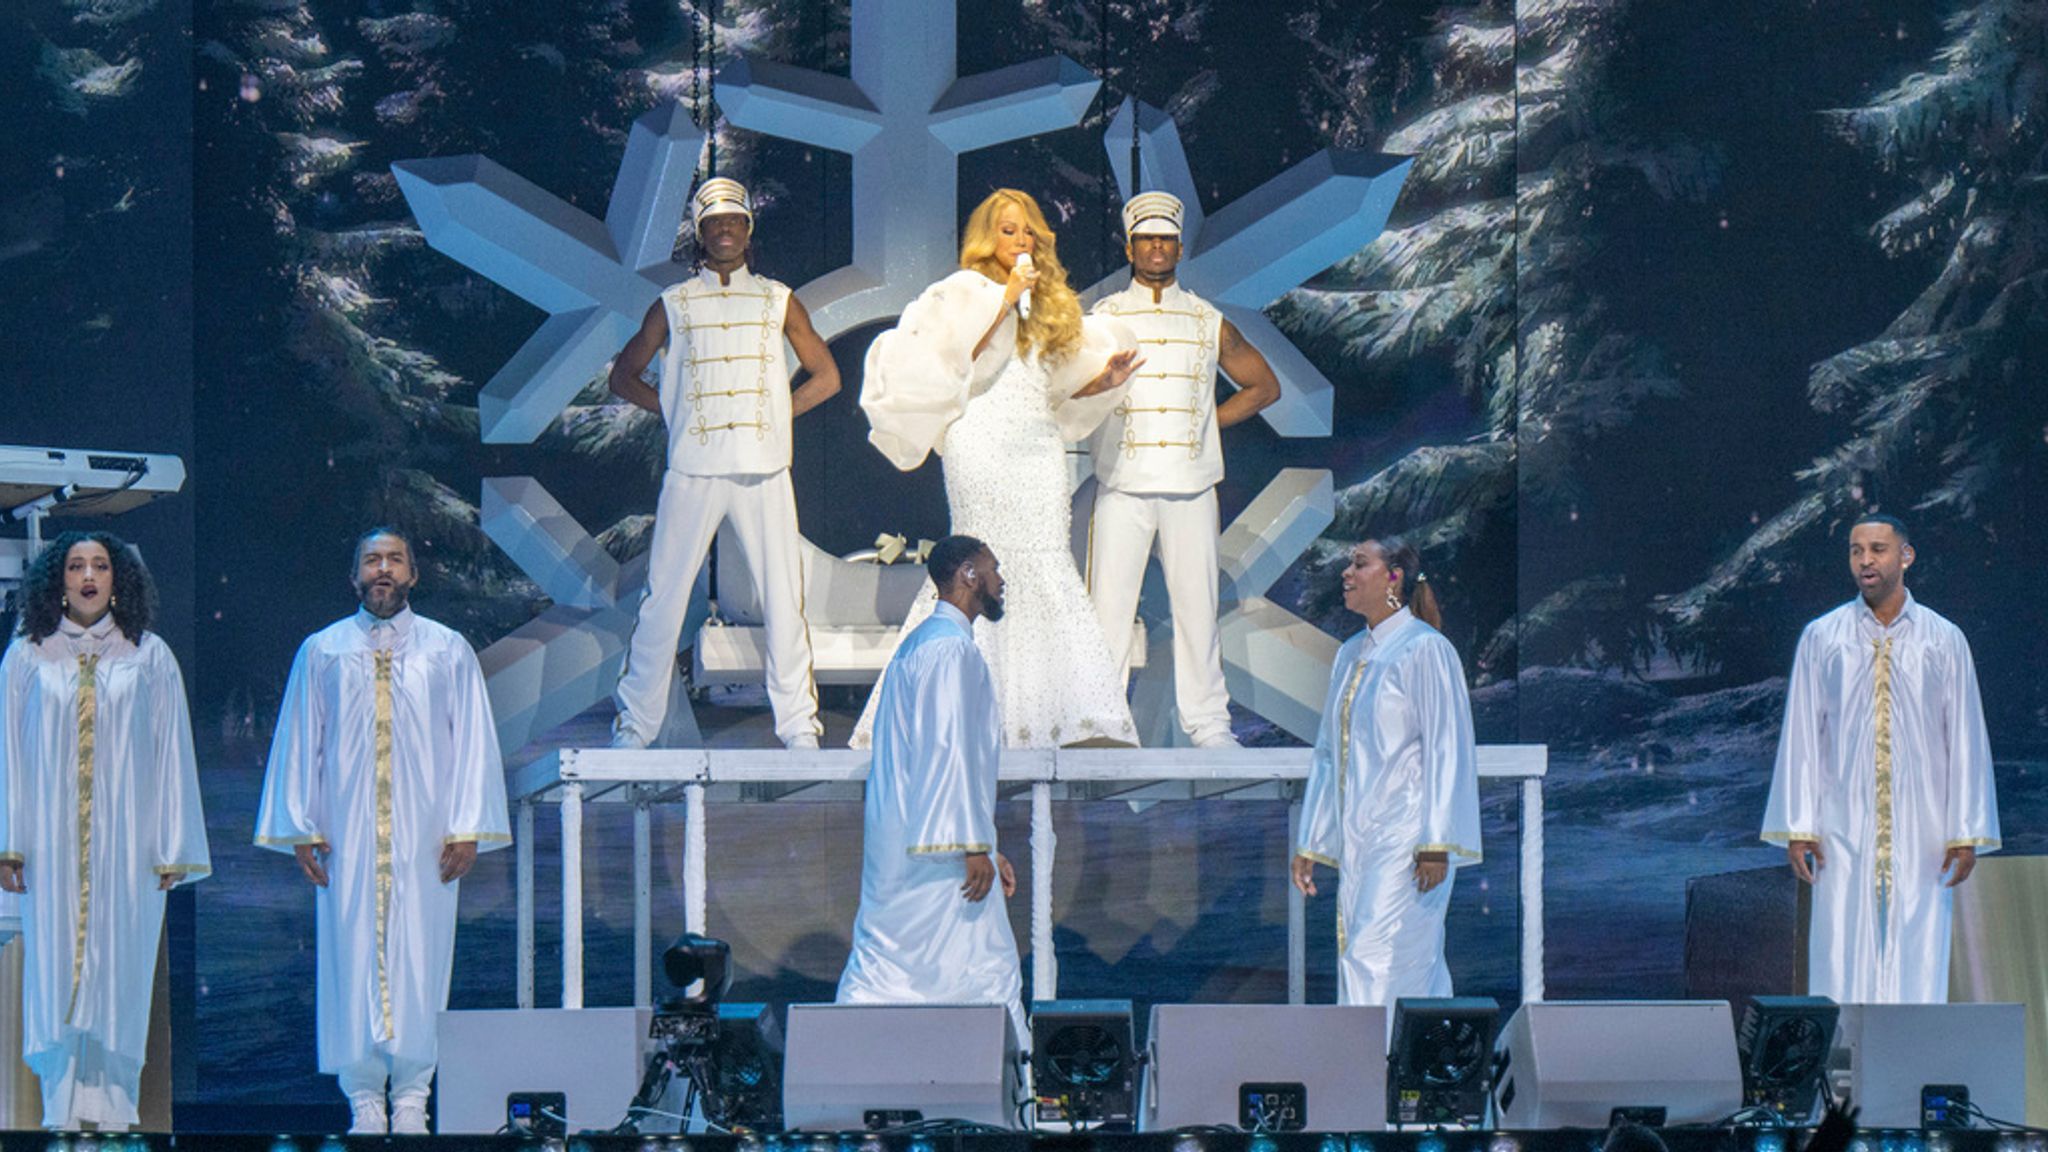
[855,188,1144,748]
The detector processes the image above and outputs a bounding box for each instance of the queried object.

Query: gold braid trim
[68,653,98,1023]
[373,649,396,1041]
[1871,637,1896,932]
[1328,658,1369,954]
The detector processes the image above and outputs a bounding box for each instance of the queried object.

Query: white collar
[1855,590,1917,632]
[1368,606,1416,643]
[1119,278,1190,307]
[57,613,119,641]
[695,265,756,292]
[355,605,416,643]
[933,601,973,630]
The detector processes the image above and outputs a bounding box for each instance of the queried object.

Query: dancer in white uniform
[1293,537,1481,1007]
[1087,192,1281,748]
[856,188,1143,749]
[607,178,841,749]
[1765,513,1999,1003]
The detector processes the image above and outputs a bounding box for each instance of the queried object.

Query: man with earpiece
[836,535,1025,1047]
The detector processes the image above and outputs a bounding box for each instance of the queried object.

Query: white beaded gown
[855,269,1140,749]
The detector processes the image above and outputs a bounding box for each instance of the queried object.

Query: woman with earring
[854,188,1144,748]
[0,532,210,1131]
[1290,536,1480,1007]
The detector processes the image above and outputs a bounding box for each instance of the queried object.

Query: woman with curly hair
[0,531,210,1131]
[854,188,1145,748]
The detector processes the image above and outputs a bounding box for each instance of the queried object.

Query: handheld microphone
[1015,252,1034,320]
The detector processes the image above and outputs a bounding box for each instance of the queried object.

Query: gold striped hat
[1122,190,1184,237]
[692,177,754,228]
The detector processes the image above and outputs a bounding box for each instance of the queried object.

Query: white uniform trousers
[615,469,820,746]
[1087,486,1233,744]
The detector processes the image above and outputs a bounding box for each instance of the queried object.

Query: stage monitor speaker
[1736,996,1837,1123]
[1828,1002,2026,1129]
[1139,1004,1387,1133]
[437,1007,650,1134]
[1388,997,1500,1127]
[1031,999,1136,1128]
[1494,1000,1742,1128]
[782,1003,1019,1131]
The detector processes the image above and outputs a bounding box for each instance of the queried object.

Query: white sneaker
[390,1099,430,1134]
[610,724,650,750]
[784,732,820,751]
[348,1096,388,1135]
[1195,730,1242,749]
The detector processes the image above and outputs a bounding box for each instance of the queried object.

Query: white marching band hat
[1123,190,1184,237]
[693,177,754,228]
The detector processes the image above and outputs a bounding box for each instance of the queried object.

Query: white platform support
[511,745,1547,1009]
[515,801,534,1010]
[633,797,652,1009]
[560,782,583,1011]
[1030,781,1057,1002]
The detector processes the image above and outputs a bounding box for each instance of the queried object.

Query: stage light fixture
[624,934,782,1135]
[1030,999,1136,1128]
[1737,996,1838,1124]
[664,932,734,1006]
[1387,996,1500,1127]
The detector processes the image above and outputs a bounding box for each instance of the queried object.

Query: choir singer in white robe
[256,527,511,1134]
[837,534,1026,1045]
[1292,537,1481,1007]
[1764,513,1999,1003]
[0,533,210,1132]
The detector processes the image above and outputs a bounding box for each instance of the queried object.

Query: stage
[5,0,2048,1137]
[9,1129,2041,1152]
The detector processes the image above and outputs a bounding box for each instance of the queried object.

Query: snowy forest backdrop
[3,0,2045,1119]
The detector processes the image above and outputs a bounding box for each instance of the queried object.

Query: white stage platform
[504,745,1548,1012]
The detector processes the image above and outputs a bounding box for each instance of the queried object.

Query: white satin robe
[1763,594,2000,1003]
[0,617,210,1128]
[255,608,511,1072]
[837,602,1025,1044]
[1296,609,1481,1007]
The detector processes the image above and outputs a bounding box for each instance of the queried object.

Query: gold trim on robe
[68,653,98,1022]
[1871,636,1895,935]
[372,649,396,1039]
[909,842,992,856]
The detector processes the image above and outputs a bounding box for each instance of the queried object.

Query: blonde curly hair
[959,188,1082,363]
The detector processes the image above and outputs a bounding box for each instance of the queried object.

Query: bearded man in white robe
[256,528,511,1134]
[1765,513,2000,1003]
[837,534,1025,1045]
